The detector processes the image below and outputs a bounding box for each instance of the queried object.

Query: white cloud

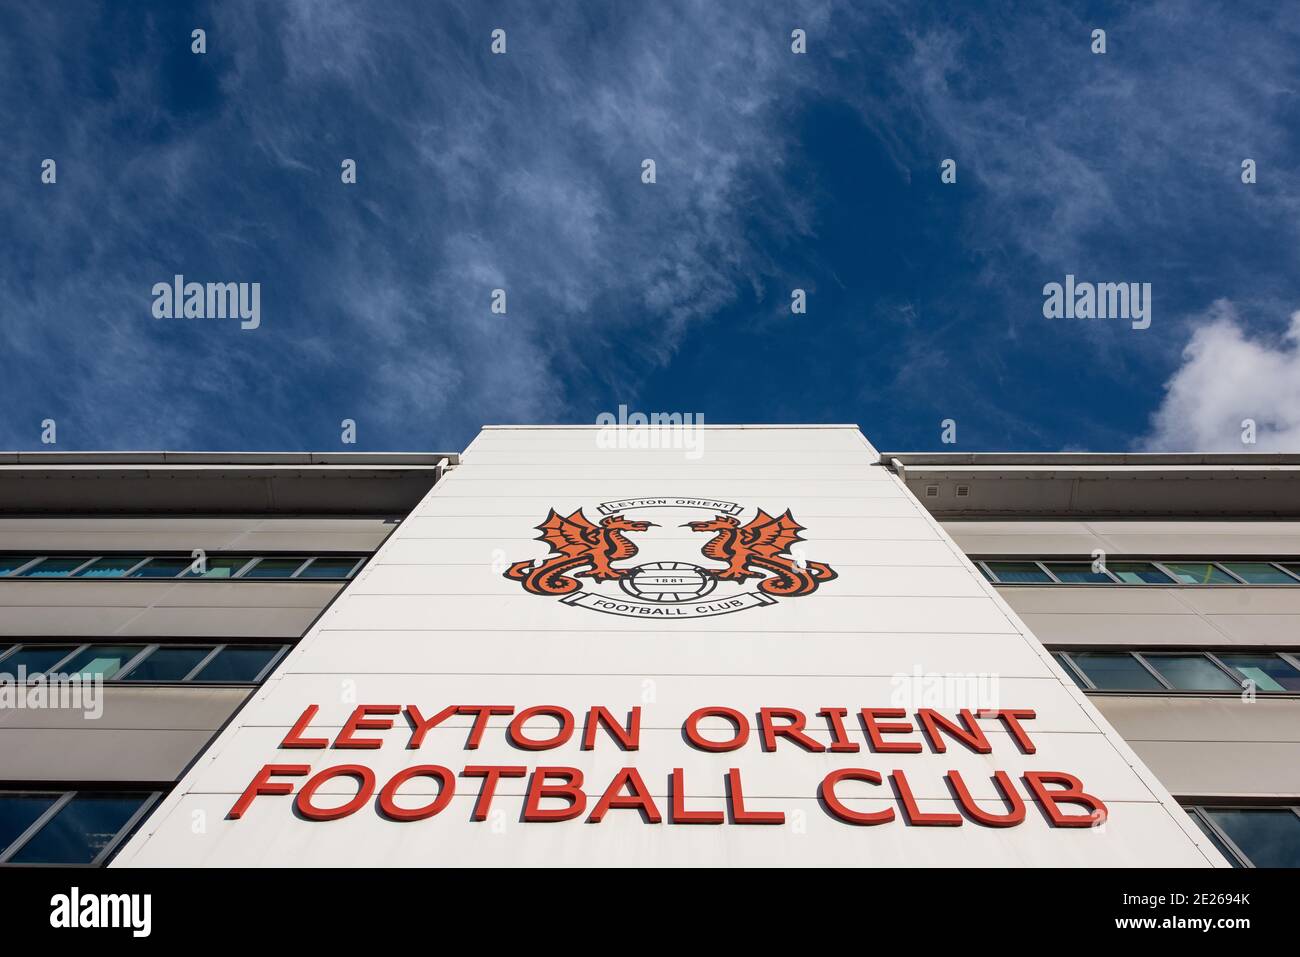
[1144,300,1300,451]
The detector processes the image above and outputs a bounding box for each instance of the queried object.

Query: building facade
[0,429,1295,867]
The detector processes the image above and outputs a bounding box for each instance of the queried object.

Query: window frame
[1052,649,1300,695]
[975,557,1300,586]
[1061,650,1171,691]
[0,789,161,867]
[0,640,291,686]
[0,552,366,581]
[187,643,290,684]
[1184,804,1300,869]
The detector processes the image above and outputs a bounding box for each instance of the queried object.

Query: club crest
[504,497,836,618]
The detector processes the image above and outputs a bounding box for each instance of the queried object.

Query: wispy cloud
[1,1,1297,452]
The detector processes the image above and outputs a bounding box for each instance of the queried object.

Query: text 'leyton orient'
[228,703,1109,828]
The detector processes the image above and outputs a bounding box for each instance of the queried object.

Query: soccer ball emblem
[619,562,717,603]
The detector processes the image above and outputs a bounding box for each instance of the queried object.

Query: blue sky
[4,1,1300,453]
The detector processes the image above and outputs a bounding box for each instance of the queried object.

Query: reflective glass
[1217,654,1300,693]
[193,646,281,682]
[1206,808,1300,868]
[59,646,146,680]
[1143,654,1238,691]
[1162,562,1236,585]
[1070,653,1163,690]
[1044,562,1112,583]
[8,793,150,865]
[1219,562,1299,584]
[1108,561,1175,584]
[120,647,214,682]
[986,562,1052,584]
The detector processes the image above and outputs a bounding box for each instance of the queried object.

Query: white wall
[114,426,1225,867]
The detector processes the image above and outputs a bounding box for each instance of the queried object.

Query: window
[1186,806,1300,868]
[1052,653,1089,690]
[0,794,59,857]
[127,557,193,578]
[58,646,147,680]
[297,557,362,579]
[1218,562,1300,584]
[0,791,157,866]
[242,557,308,579]
[984,561,1053,584]
[0,552,366,580]
[0,555,37,576]
[1107,561,1175,584]
[971,557,1300,585]
[15,557,95,578]
[1067,652,1163,690]
[1053,650,1300,695]
[74,555,147,578]
[180,556,254,579]
[0,645,77,677]
[1186,809,1244,866]
[192,645,284,682]
[1043,562,1112,584]
[0,642,289,684]
[1152,562,1236,585]
[1141,653,1239,691]
[1217,653,1300,692]
[119,646,215,682]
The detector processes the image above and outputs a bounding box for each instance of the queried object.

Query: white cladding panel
[115,426,1224,867]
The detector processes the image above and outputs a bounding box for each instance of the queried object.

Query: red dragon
[686,509,836,596]
[505,509,655,595]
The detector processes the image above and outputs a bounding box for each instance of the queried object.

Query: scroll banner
[560,591,775,619]
[596,498,743,516]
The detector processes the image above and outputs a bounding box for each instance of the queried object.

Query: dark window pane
[0,555,38,576]
[179,557,252,579]
[1143,654,1239,691]
[1044,562,1112,584]
[121,647,214,682]
[0,646,77,677]
[1070,653,1164,690]
[1206,808,1300,868]
[985,561,1052,584]
[1052,654,1088,689]
[241,558,307,579]
[193,646,282,682]
[8,792,149,865]
[1219,562,1300,584]
[1218,654,1300,693]
[297,557,360,579]
[1162,562,1237,585]
[1107,561,1175,584]
[1186,810,1244,868]
[975,564,995,582]
[59,646,146,680]
[0,793,59,857]
[127,557,189,579]
[16,557,94,578]
[74,555,146,579]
